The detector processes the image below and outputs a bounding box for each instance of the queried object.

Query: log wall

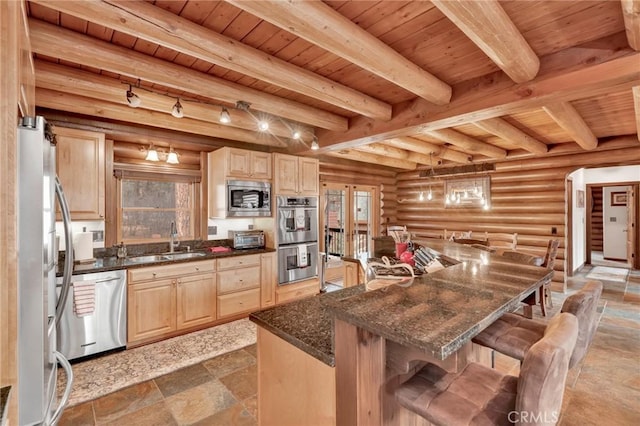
[396,141,640,291]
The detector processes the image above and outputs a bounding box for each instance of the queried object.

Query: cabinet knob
[195,267,200,271]
[152,273,157,278]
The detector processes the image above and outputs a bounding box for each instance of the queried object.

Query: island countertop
[251,240,552,365]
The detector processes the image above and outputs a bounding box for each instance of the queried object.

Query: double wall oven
[276,196,318,285]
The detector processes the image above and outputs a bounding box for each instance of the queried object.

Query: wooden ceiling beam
[33,0,391,121]
[327,150,417,171]
[28,18,347,131]
[34,60,308,140]
[474,117,548,154]
[36,88,287,147]
[312,40,640,151]
[431,0,539,83]
[226,0,452,105]
[423,129,507,158]
[622,0,640,50]
[542,102,598,150]
[355,143,442,166]
[633,86,640,141]
[384,138,472,164]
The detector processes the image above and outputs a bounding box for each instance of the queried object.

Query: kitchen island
[250,240,553,425]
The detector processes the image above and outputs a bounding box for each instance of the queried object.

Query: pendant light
[310,136,319,150]
[126,84,141,107]
[219,107,231,124]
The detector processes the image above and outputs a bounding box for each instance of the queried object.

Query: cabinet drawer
[276,279,319,304]
[217,288,260,318]
[218,266,260,294]
[129,259,216,282]
[217,254,260,270]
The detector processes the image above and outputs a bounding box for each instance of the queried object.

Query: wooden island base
[257,326,336,426]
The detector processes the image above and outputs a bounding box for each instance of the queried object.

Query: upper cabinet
[211,147,272,181]
[273,154,319,196]
[55,127,105,220]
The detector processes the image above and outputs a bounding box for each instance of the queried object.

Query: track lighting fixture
[126,84,141,108]
[166,147,179,164]
[310,136,319,150]
[145,144,159,162]
[219,107,231,124]
[171,99,184,118]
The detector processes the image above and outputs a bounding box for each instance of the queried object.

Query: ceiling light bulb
[292,130,302,139]
[258,120,269,131]
[219,107,231,124]
[171,99,184,118]
[145,145,159,162]
[166,147,179,164]
[126,85,141,107]
[311,138,319,150]
[427,189,433,201]
[419,192,425,201]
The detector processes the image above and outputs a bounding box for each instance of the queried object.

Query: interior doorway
[320,182,379,287]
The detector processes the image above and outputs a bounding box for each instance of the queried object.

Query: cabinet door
[55,127,105,220]
[261,252,277,307]
[251,151,272,179]
[299,158,319,195]
[343,263,358,288]
[274,154,299,194]
[226,148,252,177]
[176,273,216,330]
[128,278,176,343]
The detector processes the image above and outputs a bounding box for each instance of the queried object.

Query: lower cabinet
[276,278,319,304]
[260,252,277,308]
[127,260,216,345]
[217,254,261,318]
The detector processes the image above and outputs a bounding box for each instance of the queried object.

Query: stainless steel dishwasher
[56,269,127,361]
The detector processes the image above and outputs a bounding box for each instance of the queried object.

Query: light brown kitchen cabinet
[273,153,319,196]
[54,127,105,220]
[217,254,261,318]
[260,252,277,308]
[127,260,216,346]
[343,261,363,288]
[209,147,272,180]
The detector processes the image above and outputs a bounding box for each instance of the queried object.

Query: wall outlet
[208,226,217,235]
[248,224,254,230]
[551,227,557,235]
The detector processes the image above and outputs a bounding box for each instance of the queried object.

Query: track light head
[126,85,141,108]
[310,136,319,150]
[171,99,184,118]
[219,107,231,124]
[258,120,269,131]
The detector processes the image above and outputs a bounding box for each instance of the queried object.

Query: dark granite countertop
[251,240,552,366]
[58,247,276,276]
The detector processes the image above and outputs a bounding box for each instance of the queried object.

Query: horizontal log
[401,221,564,237]
[319,161,397,178]
[398,214,564,226]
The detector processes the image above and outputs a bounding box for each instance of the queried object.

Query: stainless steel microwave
[226,180,271,217]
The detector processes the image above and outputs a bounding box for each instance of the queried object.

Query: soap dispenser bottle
[116,241,127,259]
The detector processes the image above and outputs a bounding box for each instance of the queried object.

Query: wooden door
[299,157,319,195]
[251,151,272,179]
[55,127,105,220]
[176,273,216,330]
[352,186,378,257]
[128,278,176,343]
[627,185,638,268]
[260,252,277,308]
[274,153,299,194]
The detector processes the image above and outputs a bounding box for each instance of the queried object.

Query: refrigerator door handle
[48,351,74,425]
[55,175,74,325]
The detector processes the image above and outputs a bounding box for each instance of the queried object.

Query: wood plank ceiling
[27,0,640,170]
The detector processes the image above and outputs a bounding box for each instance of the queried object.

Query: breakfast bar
[250,241,553,425]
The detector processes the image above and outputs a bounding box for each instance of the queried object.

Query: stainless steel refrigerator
[17,116,74,425]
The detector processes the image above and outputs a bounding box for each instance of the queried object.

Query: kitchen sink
[126,254,169,263]
[163,252,207,260]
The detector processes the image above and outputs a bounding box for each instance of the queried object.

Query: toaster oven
[229,230,265,250]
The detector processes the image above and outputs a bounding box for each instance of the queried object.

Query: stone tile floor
[59,264,639,425]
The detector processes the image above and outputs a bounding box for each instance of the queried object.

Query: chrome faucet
[169,221,180,253]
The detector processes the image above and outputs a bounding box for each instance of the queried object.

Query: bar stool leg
[539,286,547,317]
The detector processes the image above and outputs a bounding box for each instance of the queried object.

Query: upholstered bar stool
[472,281,603,369]
[395,313,578,426]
